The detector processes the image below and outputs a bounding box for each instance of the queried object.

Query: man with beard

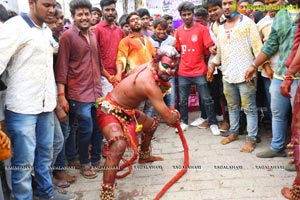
[94,0,125,158]
[94,0,125,96]
[175,1,220,136]
[97,45,180,199]
[116,12,156,76]
[249,0,299,169]
[116,12,156,117]
[55,0,106,180]
[207,0,262,152]
[0,0,77,199]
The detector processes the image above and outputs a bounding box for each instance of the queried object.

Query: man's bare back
[110,63,174,124]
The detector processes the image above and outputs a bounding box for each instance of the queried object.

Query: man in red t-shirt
[175,1,220,136]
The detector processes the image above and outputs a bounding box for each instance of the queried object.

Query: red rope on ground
[154,124,189,200]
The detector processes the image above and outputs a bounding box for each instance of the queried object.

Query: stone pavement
[66,112,294,200]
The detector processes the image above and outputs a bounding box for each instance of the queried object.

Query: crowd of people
[0,0,299,199]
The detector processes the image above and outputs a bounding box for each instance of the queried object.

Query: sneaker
[175,123,189,133]
[190,117,207,127]
[256,149,287,158]
[219,121,229,132]
[216,115,224,122]
[197,121,209,129]
[210,124,220,136]
[39,187,77,200]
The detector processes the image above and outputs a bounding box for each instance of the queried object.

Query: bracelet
[251,62,258,69]
[57,93,65,96]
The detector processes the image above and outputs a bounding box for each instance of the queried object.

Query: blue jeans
[5,110,54,200]
[137,99,154,117]
[222,79,258,141]
[164,77,176,108]
[66,113,78,163]
[68,100,103,166]
[53,116,69,171]
[262,77,272,123]
[178,75,217,125]
[52,114,64,167]
[270,78,298,151]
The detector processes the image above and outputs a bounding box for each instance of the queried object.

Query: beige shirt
[212,15,263,83]
[0,16,56,114]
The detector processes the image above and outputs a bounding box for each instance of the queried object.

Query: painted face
[156,56,178,82]
[102,4,116,23]
[72,7,91,31]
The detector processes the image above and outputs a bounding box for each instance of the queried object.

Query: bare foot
[281,187,292,199]
[65,173,77,183]
[138,155,164,164]
[54,171,77,183]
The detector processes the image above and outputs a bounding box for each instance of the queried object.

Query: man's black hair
[195,8,208,17]
[178,1,195,15]
[239,0,251,3]
[162,14,173,21]
[125,11,139,24]
[69,0,92,16]
[153,18,168,29]
[137,8,150,18]
[253,0,265,4]
[91,7,102,17]
[55,2,62,9]
[119,14,128,25]
[205,0,222,9]
[7,10,17,19]
[100,0,116,9]
[0,4,9,22]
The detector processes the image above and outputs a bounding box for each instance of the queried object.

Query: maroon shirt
[94,21,125,75]
[55,25,102,102]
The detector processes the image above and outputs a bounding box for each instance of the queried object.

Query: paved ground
[66,112,294,200]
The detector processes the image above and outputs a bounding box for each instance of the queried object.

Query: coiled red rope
[154,124,189,200]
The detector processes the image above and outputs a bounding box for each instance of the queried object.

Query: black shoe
[256,149,286,158]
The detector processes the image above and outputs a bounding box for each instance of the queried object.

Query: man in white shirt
[207,0,262,153]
